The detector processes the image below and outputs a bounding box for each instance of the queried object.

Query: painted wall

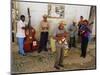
[16,2,91,38]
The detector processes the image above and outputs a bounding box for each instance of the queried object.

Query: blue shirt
[80,24,91,37]
[68,24,77,37]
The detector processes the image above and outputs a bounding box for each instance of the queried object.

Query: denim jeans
[17,38,25,55]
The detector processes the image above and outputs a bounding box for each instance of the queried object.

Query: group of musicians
[16,14,92,69]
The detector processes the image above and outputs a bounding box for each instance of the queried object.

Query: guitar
[80,21,94,36]
[56,32,68,45]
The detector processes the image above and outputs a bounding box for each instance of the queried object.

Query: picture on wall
[48,4,65,18]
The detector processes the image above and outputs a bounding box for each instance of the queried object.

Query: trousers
[55,42,65,66]
[17,38,25,55]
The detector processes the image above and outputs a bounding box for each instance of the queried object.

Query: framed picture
[48,4,65,18]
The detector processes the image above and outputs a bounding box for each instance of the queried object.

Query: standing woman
[38,14,50,53]
[16,15,26,56]
[80,20,91,58]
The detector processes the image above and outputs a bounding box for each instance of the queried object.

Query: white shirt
[16,20,25,38]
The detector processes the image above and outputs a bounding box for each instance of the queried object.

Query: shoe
[80,55,82,57]
[73,45,76,48]
[80,54,83,57]
[44,48,48,52]
[18,51,26,56]
[68,48,71,51]
[54,66,60,69]
[19,53,26,56]
[82,56,86,58]
[59,64,64,67]
[80,55,86,58]
[38,50,41,53]
[38,51,41,53]
[22,54,26,56]
[18,51,21,54]
[44,50,48,52]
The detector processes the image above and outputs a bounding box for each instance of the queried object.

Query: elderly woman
[53,21,68,69]
[79,20,91,58]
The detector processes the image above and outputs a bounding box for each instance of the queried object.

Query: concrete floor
[11,42,96,74]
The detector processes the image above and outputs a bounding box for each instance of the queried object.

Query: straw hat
[43,14,48,17]
[59,20,66,25]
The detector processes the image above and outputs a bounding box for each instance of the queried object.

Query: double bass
[23,8,38,53]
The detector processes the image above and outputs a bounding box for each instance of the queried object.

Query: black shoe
[38,50,41,53]
[82,56,86,58]
[38,48,42,53]
[59,64,64,67]
[22,54,26,56]
[80,55,86,58]
[68,48,71,51]
[18,51,21,54]
[80,55,82,57]
[44,48,48,52]
[19,53,26,56]
[18,51,26,56]
[80,54,83,57]
[54,66,60,69]
[72,45,76,48]
[44,50,48,52]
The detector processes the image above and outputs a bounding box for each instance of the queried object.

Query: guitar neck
[27,8,31,27]
[28,18,31,27]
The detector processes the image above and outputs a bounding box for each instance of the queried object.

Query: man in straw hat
[53,20,68,69]
[38,14,50,53]
[79,19,91,58]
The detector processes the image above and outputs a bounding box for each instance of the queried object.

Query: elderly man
[78,16,84,43]
[53,21,68,69]
[79,20,91,58]
[38,14,50,53]
[68,21,77,49]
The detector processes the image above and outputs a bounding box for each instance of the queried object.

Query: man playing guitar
[54,21,68,69]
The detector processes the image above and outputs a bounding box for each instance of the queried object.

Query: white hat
[59,20,66,25]
[43,14,47,17]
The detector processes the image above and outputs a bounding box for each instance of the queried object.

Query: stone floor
[11,42,96,74]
